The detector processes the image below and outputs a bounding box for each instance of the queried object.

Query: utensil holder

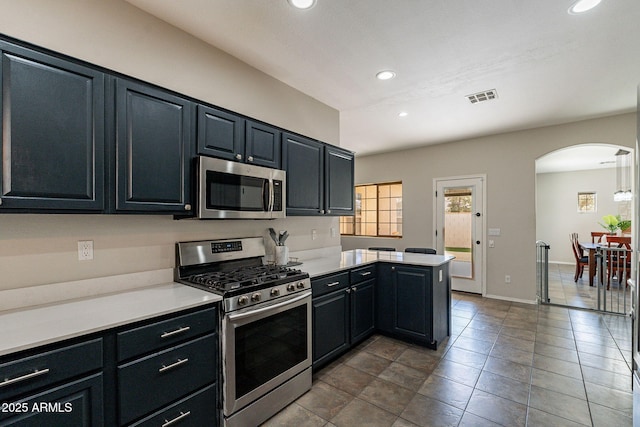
[274,246,289,266]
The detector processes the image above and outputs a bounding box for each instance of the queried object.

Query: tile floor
[547,262,631,314]
[263,292,633,427]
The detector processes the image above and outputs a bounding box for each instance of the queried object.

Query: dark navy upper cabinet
[115,79,193,213]
[245,120,281,169]
[0,42,105,211]
[197,105,244,162]
[325,146,354,215]
[283,133,354,216]
[197,107,281,169]
[283,133,324,215]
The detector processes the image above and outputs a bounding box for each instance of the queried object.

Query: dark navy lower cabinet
[350,279,376,343]
[312,288,350,369]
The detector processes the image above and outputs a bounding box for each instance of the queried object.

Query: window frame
[340,181,403,238]
[577,191,597,213]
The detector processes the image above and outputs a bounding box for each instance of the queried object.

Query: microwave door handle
[263,179,270,212]
[269,179,275,212]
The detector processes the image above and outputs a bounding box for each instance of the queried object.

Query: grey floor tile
[530,368,586,400]
[580,365,632,393]
[400,393,463,427]
[534,332,577,350]
[365,336,410,361]
[465,389,527,426]
[475,370,530,405]
[261,402,328,427]
[452,336,495,355]
[578,351,631,375]
[432,359,482,387]
[345,351,392,376]
[295,381,354,421]
[529,385,591,426]
[489,343,534,366]
[532,353,583,380]
[534,341,579,363]
[443,346,488,370]
[499,325,536,341]
[359,377,416,415]
[482,356,532,383]
[395,347,440,373]
[321,364,376,396]
[495,334,535,353]
[458,412,503,426]
[525,407,590,427]
[589,401,632,427]
[330,397,398,427]
[378,361,428,391]
[584,381,632,415]
[392,418,420,427]
[536,324,575,339]
[417,373,474,410]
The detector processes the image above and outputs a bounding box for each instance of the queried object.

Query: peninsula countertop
[299,249,454,278]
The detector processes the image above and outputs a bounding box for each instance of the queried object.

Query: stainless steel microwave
[197,156,286,219]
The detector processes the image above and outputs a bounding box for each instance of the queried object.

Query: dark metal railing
[536,241,551,304]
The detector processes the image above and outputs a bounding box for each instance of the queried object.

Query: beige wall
[343,113,637,302]
[0,0,340,291]
[536,168,624,264]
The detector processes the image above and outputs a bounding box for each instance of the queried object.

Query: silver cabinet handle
[162,411,191,427]
[159,358,189,373]
[184,204,191,211]
[346,288,351,293]
[327,210,331,214]
[248,156,254,162]
[320,210,325,214]
[160,326,191,339]
[235,154,242,160]
[0,368,50,387]
[360,271,372,277]
[327,281,341,287]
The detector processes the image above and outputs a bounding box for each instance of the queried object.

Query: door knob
[475,212,481,217]
[476,240,481,245]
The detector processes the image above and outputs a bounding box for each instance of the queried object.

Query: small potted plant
[599,214,619,234]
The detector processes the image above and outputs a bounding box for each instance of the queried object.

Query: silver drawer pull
[159,358,189,373]
[327,281,341,287]
[1,368,50,387]
[162,411,191,427]
[360,271,372,277]
[160,326,191,339]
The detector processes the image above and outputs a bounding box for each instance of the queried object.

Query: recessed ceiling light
[376,70,396,80]
[568,0,602,14]
[398,112,408,117]
[287,0,316,10]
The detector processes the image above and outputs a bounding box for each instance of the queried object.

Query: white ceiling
[125,0,640,157]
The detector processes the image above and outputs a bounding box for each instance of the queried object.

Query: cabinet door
[0,373,103,427]
[282,133,324,215]
[197,104,244,162]
[324,145,354,215]
[351,279,375,344]
[376,263,394,333]
[115,79,193,213]
[0,42,105,211]
[312,289,349,369]
[246,121,281,169]
[392,266,432,342]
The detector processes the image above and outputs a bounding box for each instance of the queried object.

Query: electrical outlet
[311,229,317,240]
[489,240,495,248]
[505,275,511,284]
[330,227,337,238]
[78,240,94,261]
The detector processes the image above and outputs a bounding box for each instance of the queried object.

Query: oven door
[222,291,312,417]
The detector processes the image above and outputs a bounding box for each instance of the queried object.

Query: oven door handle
[227,291,311,321]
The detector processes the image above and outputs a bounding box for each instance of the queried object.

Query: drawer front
[350,265,376,284]
[117,306,217,361]
[0,338,102,399]
[312,272,349,297]
[118,333,217,425]
[130,384,217,427]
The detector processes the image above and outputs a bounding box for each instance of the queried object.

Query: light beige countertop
[0,282,220,357]
[300,249,454,278]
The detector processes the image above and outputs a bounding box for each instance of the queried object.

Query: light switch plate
[488,228,501,236]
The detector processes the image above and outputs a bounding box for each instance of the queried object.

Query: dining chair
[405,247,437,254]
[570,233,588,282]
[604,236,632,289]
[368,247,396,251]
[591,231,609,244]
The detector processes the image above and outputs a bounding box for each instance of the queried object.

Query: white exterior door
[435,176,485,294]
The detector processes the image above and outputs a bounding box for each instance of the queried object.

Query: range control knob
[297,282,305,289]
[238,296,249,306]
[286,284,296,292]
[270,288,280,297]
[251,293,261,302]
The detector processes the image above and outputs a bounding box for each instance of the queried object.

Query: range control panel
[211,241,242,253]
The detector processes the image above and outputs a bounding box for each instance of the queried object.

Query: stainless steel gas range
[175,237,312,427]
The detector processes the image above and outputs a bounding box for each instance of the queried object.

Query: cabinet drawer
[118,333,217,425]
[117,306,217,361]
[130,384,216,427]
[312,272,349,297]
[0,338,102,399]
[350,265,376,284]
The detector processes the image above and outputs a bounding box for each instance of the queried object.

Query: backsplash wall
[0,215,339,291]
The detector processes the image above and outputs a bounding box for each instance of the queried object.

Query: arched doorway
[536,143,633,311]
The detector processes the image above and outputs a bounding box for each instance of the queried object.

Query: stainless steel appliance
[175,237,311,427]
[197,156,286,219]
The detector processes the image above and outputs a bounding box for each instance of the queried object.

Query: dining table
[579,242,600,287]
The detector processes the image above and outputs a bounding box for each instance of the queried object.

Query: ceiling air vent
[466,89,498,104]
